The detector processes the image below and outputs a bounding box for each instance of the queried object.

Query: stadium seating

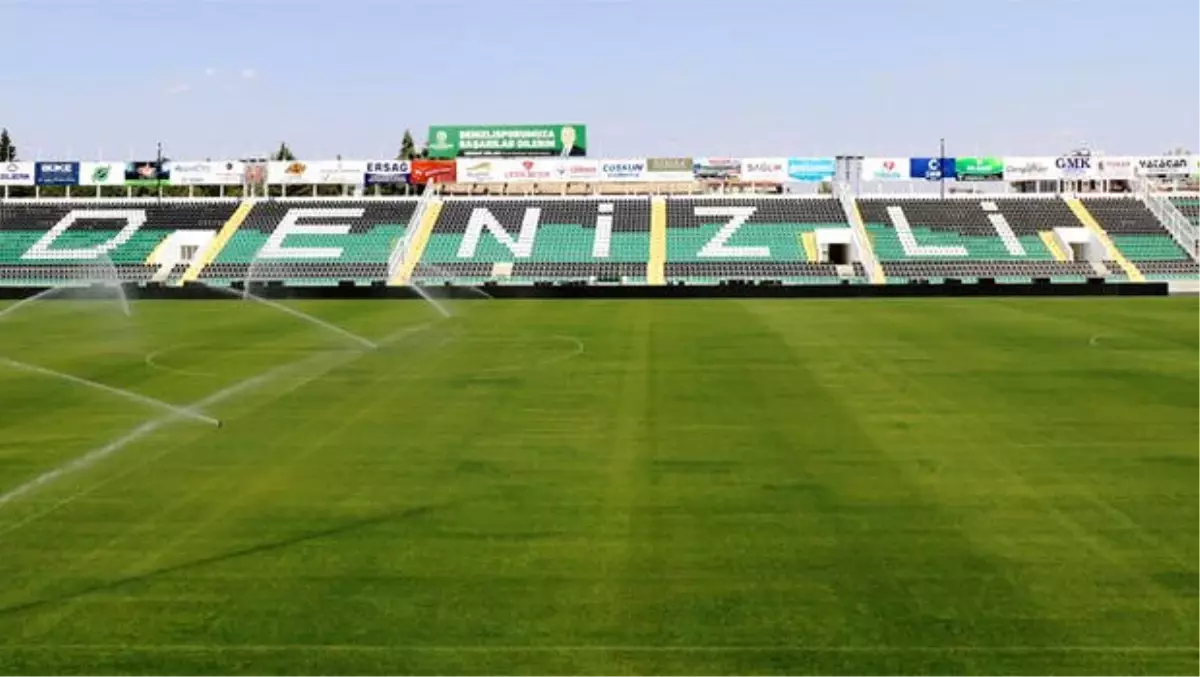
[857,197,1098,282]
[1080,197,1198,280]
[199,200,416,285]
[413,197,651,284]
[1169,196,1200,226]
[0,200,238,285]
[664,197,860,284]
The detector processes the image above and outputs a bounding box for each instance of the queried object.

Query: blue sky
[1,0,1197,161]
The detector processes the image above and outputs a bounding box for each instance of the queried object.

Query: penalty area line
[0,322,438,536]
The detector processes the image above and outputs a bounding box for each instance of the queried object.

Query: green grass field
[0,296,1195,675]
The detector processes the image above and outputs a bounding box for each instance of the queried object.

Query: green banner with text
[954,157,1004,181]
[426,124,587,158]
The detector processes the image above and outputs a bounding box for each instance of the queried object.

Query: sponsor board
[35,161,81,186]
[454,158,597,183]
[599,158,648,182]
[496,158,554,183]
[954,157,1004,181]
[1053,155,1099,179]
[427,124,587,158]
[168,160,246,185]
[786,157,836,182]
[125,161,170,186]
[860,157,907,181]
[363,160,411,185]
[0,162,35,186]
[645,157,695,182]
[693,157,742,181]
[909,157,956,180]
[1003,156,1057,180]
[80,162,126,186]
[410,160,456,184]
[739,158,787,182]
[456,159,502,183]
[552,159,599,182]
[267,160,368,184]
[1135,155,1191,176]
[1095,156,1135,180]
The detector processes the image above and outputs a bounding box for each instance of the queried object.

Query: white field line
[0,321,435,534]
[0,644,1192,654]
[0,357,219,427]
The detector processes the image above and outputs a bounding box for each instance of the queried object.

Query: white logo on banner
[740,158,787,182]
[0,162,34,186]
[169,161,246,185]
[860,158,908,181]
[79,162,125,186]
[364,160,411,184]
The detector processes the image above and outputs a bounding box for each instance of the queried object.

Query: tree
[0,128,16,162]
[399,129,417,160]
[271,142,296,161]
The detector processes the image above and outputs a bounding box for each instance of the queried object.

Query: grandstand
[410,197,651,285]
[197,200,416,286]
[2,151,1200,286]
[663,196,866,284]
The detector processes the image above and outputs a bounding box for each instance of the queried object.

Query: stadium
[0,136,1196,675]
[1,2,1198,676]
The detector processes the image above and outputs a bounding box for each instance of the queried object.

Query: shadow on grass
[0,504,437,618]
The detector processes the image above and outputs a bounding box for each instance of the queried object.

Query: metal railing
[1138,188,1198,261]
[834,182,881,282]
[387,184,438,280]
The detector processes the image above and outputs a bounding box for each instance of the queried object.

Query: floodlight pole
[939,137,946,200]
[156,141,164,202]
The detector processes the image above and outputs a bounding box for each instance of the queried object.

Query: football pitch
[0,296,1195,675]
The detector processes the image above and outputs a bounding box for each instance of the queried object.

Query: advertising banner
[1135,155,1191,176]
[427,124,587,158]
[693,157,742,181]
[954,157,1004,181]
[79,162,125,186]
[34,161,80,186]
[363,160,411,185]
[909,157,955,180]
[859,158,908,181]
[168,160,245,186]
[454,158,598,183]
[498,158,549,182]
[552,159,600,182]
[645,157,694,182]
[599,158,648,182]
[1052,155,1100,180]
[125,160,170,186]
[740,158,788,182]
[267,160,367,184]
[1003,156,1057,181]
[786,157,836,182]
[0,162,35,186]
[1095,156,1135,180]
[409,160,456,184]
[456,158,502,183]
